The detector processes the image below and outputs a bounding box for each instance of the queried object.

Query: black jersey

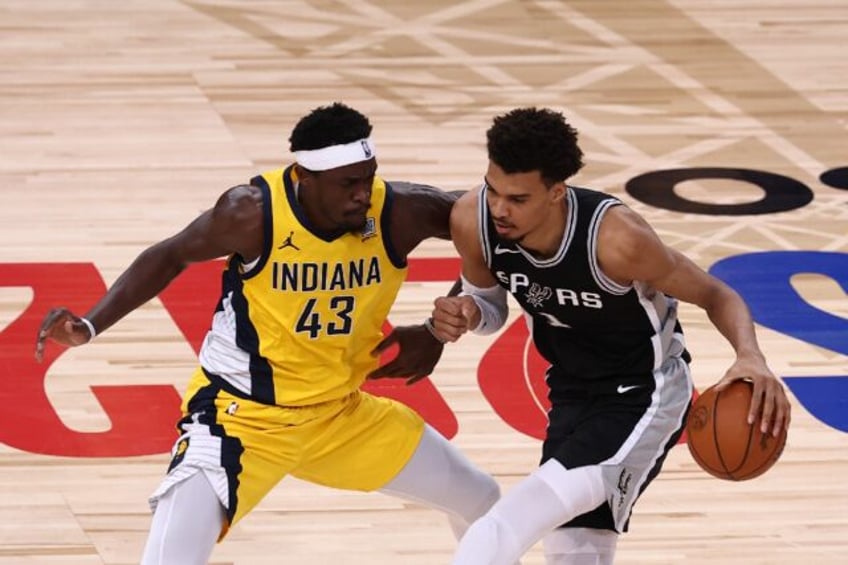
[478,185,690,401]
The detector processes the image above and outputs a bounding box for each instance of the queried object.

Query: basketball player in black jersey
[430,107,792,565]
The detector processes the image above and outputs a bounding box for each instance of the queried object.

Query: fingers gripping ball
[686,380,787,481]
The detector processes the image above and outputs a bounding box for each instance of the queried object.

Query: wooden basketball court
[1,1,846,563]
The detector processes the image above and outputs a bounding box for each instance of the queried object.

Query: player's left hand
[367,324,445,385]
[714,354,791,438]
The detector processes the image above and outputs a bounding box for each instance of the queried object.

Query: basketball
[686,380,787,480]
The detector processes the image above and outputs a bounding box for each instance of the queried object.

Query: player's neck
[519,199,568,259]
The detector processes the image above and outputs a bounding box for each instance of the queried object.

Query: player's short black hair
[486,107,584,185]
[289,102,373,151]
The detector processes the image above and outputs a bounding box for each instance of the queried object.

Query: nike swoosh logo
[494,245,521,255]
[617,384,641,394]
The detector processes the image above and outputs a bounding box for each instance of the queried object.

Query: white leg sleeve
[141,472,226,565]
[451,460,606,565]
[543,528,618,565]
[378,424,501,540]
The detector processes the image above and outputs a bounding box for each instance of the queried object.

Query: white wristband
[423,317,447,344]
[460,276,508,336]
[79,317,97,341]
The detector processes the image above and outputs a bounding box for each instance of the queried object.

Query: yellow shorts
[152,367,425,536]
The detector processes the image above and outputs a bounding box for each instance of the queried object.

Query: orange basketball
[686,380,787,480]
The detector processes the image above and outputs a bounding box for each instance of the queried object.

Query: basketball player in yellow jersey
[35,102,501,564]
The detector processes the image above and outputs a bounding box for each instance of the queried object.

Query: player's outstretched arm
[597,205,791,437]
[386,181,464,251]
[34,184,264,362]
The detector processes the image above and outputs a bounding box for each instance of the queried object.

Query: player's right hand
[714,354,791,438]
[431,295,479,343]
[34,307,93,362]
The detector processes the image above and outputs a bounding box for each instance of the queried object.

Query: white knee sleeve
[451,508,523,565]
[141,472,226,565]
[534,460,605,514]
[379,425,501,539]
[452,461,607,565]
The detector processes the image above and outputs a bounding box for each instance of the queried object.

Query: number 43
[295,296,355,338]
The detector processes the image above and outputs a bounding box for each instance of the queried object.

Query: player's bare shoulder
[210,184,265,261]
[597,202,675,285]
[597,204,657,260]
[450,189,479,234]
[215,184,263,222]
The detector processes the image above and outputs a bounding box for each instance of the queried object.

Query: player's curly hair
[486,107,584,185]
[289,102,373,151]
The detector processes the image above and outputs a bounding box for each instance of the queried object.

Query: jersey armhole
[477,184,492,268]
[240,173,274,279]
[381,182,407,269]
[588,200,631,295]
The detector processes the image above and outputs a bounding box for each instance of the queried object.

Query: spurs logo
[617,469,633,508]
[617,469,632,495]
[524,282,552,308]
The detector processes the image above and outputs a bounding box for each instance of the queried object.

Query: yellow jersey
[197,165,407,406]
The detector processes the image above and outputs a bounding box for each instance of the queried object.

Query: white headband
[295,137,376,171]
